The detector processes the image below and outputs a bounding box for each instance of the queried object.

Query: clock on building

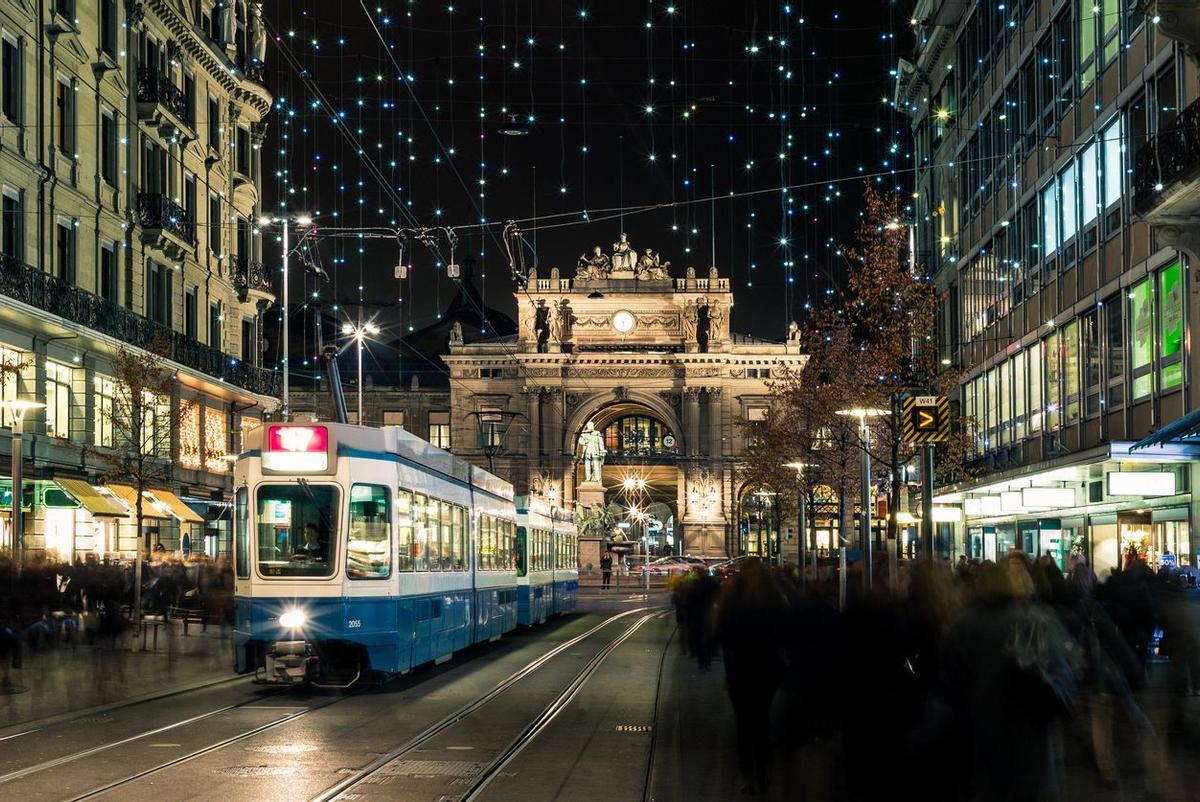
[611,310,636,333]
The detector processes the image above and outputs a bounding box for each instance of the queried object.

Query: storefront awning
[105,484,171,520]
[54,478,128,517]
[147,489,204,524]
[1130,407,1200,451]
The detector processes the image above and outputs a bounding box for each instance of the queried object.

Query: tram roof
[247,422,513,501]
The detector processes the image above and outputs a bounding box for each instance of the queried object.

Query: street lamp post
[341,321,380,425]
[258,214,313,422]
[4,400,45,562]
[785,461,812,590]
[836,408,887,594]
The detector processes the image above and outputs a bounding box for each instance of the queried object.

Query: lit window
[428,411,451,449]
[45,360,73,440]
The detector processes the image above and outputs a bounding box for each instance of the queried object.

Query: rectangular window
[1065,321,1080,423]
[241,317,255,363]
[1080,141,1099,228]
[0,346,23,428]
[54,0,74,20]
[347,484,391,579]
[1130,278,1154,399]
[1,189,21,260]
[1029,341,1044,433]
[1045,332,1061,430]
[100,243,117,302]
[146,261,171,325]
[1060,162,1078,244]
[236,126,250,175]
[93,375,114,447]
[45,360,72,439]
[209,301,222,349]
[208,193,221,254]
[413,493,430,571]
[1083,310,1101,417]
[55,77,73,154]
[1079,0,1097,90]
[1105,294,1125,409]
[1102,117,1123,208]
[184,286,198,339]
[235,486,248,579]
[100,0,117,57]
[383,410,406,427]
[183,72,196,127]
[1041,182,1058,256]
[439,499,454,570]
[1160,261,1184,391]
[396,489,414,571]
[2,36,20,124]
[207,96,220,151]
[1013,354,1026,441]
[428,411,451,449]
[101,110,117,184]
[55,218,75,283]
[255,484,339,577]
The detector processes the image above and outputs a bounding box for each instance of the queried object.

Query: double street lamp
[341,321,380,425]
[257,213,314,422]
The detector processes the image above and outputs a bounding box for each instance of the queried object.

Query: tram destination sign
[901,395,950,445]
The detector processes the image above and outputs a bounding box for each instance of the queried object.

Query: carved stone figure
[709,265,719,279]
[533,299,550,353]
[611,232,636,272]
[448,320,463,347]
[637,248,671,280]
[686,266,697,279]
[787,320,800,342]
[550,266,560,280]
[219,0,235,45]
[577,422,607,484]
[708,301,726,341]
[555,299,573,341]
[526,267,537,286]
[681,300,699,342]
[548,300,565,343]
[576,245,610,279]
[250,2,267,63]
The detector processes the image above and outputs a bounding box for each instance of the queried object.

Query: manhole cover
[76,714,114,724]
[376,760,483,779]
[215,765,299,778]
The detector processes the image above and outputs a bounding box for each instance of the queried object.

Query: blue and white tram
[231,422,520,685]
[515,497,580,626]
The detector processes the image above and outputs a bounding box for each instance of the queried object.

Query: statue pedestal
[576,481,606,509]
[609,270,637,280]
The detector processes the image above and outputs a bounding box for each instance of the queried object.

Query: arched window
[601,415,677,457]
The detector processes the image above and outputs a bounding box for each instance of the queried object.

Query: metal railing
[1134,94,1200,215]
[136,67,191,126]
[0,255,280,397]
[136,193,195,245]
[234,258,273,299]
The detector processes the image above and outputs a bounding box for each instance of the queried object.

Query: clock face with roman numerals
[612,310,636,333]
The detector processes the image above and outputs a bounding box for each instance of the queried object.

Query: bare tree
[84,338,192,626]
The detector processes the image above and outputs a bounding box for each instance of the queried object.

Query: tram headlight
[279,609,308,630]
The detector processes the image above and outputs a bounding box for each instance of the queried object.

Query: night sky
[260,1,908,376]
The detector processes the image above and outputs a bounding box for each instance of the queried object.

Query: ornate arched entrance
[738,486,779,558]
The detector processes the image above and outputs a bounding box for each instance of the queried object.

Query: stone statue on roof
[611,232,636,272]
[576,245,610,279]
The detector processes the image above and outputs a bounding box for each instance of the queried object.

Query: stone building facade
[0,0,276,559]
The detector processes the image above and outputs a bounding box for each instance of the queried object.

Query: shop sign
[1106,471,1176,497]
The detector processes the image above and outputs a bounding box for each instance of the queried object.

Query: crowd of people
[672,551,1200,800]
[0,550,235,675]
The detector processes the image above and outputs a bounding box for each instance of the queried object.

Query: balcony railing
[136,67,191,127]
[1134,95,1200,216]
[234,258,273,300]
[136,193,195,246]
[0,254,280,397]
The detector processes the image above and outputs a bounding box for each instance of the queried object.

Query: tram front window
[257,484,340,577]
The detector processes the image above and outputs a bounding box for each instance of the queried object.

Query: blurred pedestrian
[600,552,612,590]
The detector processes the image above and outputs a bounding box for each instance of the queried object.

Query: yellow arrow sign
[917,410,936,429]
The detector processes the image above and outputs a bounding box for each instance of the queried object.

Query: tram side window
[439,500,454,570]
[452,505,466,570]
[234,487,248,579]
[396,490,414,571]
[255,483,339,578]
[347,484,391,579]
[414,493,430,571]
[479,514,493,571]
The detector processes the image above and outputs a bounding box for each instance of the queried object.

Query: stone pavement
[0,622,234,731]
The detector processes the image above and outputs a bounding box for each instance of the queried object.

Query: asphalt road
[0,593,676,802]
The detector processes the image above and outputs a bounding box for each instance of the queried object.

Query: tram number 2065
[347,619,362,629]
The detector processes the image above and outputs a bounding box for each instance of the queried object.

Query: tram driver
[293,522,327,562]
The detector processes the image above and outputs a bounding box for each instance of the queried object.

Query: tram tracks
[1,607,655,801]
[313,607,667,802]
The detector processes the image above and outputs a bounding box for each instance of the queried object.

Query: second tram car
[515,497,579,626]
[231,422,570,686]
